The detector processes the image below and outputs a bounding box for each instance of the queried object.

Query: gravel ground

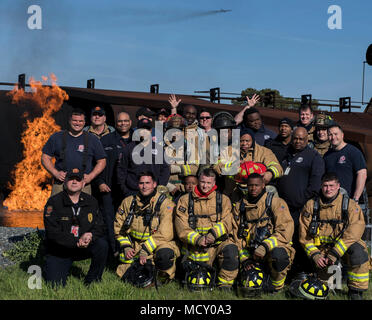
[0,227,37,268]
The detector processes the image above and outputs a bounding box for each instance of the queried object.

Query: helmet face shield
[187,270,213,291]
[238,266,266,297]
[289,276,329,300]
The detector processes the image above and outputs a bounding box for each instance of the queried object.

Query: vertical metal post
[18,73,26,90]
[362,61,366,105]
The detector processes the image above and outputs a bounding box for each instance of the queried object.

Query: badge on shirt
[71,225,79,238]
[338,155,346,164]
[88,213,93,223]
[296,157,303,163]
[284,167,291,175]
[178,206,186,213]
[77,145,85,152]
[264,135,270,140]
[46,206,53,214]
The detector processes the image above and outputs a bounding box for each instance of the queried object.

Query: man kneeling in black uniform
[43,168,108,287]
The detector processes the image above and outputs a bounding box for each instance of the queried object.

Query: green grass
[1,231,372,300]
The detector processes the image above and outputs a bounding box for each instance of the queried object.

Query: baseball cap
[66,168,84,181]
[279,117,294,129]
[91,106,105,116]
[136,107,155,118]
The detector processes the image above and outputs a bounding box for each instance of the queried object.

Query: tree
[232,88,318,111]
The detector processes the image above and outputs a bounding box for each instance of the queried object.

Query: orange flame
[3,74,69,211]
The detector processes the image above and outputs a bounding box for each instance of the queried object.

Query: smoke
[101,6,232,27]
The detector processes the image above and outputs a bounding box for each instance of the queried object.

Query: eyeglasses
[92,113,104,117]
[199,116,212,120]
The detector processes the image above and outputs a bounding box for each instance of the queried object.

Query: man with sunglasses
[199,110,213,133]
[84,106,115,138]
[43,168,108,287]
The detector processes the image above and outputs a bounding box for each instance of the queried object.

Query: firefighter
[215,127,283,197]
[175,168,239,290]
[164,114,199,198]
[114,171,180,284]
[232,173,295,293]
[299,172,370,300]
[308,113,333,157]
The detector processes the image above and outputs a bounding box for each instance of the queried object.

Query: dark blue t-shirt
[324,144,366,196]
[42,131,106,174]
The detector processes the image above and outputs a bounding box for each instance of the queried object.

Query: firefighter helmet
[238,265,266,297]
[121,260,155,288]
[212,112,236,129]
[235,161,267,185]
[186,269,213,291]
[289,276,329,300]
[314,113,335,129]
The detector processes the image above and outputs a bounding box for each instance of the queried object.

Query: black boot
[348,289,363,300]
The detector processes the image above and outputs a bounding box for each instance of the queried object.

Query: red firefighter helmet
[235,161,267,185]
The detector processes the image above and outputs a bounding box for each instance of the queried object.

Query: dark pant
[288,208,313,276]
[99,191,118,253]
[44,237,109,287]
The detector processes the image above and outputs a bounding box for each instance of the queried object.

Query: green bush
[2,230,45,263]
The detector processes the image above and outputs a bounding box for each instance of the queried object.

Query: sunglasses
[199,116,212,120]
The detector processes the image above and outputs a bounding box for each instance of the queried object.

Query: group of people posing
[40,94,369,300]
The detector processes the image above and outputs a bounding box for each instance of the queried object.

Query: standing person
[232,173,295,294]
[156,108,169,123]
[324,123,367,203]
[84,106,115,138]
[233,94,261,126]
[199,109,213,133]
[117,118,170,197]
[114,172,180,284]
[43,168,108,287]
[96,111,133,256]
[265,117,294,164]
[277,127,325,276]
[308,113,332,157]
[175,168,239,290]
[298,173,369,300]
[164,114,198,199]
[237,107,277,146]
[41,108,106,196]
[296,105,315,143]
[278,127,325,224]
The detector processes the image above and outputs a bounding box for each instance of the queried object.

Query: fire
[3,74,68,211]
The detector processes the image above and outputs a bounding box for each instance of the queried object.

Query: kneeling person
[114,172,180,284]
[43,168,109,287]
[175,168,239,290]
[232,173,295,293]
[299,172,369,300]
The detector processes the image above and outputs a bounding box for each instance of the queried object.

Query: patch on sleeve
[46,206,53,215]
[118,208,125,215]
[178,206,186,213]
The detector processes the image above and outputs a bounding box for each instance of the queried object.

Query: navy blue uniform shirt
[324,144,366,196]
[42,131,106,174]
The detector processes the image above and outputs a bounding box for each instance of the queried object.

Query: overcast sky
[0,0,371,109]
